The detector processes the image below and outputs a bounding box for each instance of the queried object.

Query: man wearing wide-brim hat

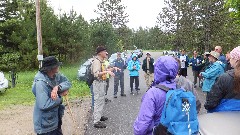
[91,46,115,128]
[32,56,71,135]
[199,51,225,93]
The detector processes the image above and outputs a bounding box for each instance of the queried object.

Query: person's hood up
[153,56,178,87]
[132,53,138,59]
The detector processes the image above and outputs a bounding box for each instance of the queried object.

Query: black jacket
[204,69,240,112]
[142,57,154,73]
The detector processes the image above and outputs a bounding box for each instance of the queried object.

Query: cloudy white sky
[48,0,165,29]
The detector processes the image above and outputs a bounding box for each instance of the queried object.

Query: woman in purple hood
[133,56,179,135]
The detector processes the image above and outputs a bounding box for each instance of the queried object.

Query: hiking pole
[65,95,79,134]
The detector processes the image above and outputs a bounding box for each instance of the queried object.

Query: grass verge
[0,64,90,110]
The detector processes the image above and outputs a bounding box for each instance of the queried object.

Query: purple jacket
[133,56,179,135]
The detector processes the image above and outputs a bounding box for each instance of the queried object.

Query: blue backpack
[153,85,199,135]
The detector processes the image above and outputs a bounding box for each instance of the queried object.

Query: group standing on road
[32,44,240,134]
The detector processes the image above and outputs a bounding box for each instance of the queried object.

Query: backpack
[85,62,94,87]
[153,85,199,135]
[85,58,102,87]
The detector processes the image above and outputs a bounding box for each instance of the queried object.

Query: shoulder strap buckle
[155,84,172,92]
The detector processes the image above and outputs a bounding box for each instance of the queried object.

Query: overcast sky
[48,0,165,29]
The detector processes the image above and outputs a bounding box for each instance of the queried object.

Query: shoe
[121,94,126,96]
[114,95,117,98]
[100,116,108,121]
[130,90,133,94]
[94,121,107,128]
[135,88,140,90]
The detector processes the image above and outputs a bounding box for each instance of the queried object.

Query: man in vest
[92,46,115,128]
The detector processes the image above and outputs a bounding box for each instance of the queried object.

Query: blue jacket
[219,54,227,64]
[127,54,140,76]
[32,71,71,134]
[113,58,126,76]
[190,56,202,71]
[201,61,225,92]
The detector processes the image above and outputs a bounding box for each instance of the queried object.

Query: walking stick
[65,95,79,134]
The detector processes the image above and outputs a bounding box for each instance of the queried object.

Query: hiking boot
[121,94,126,97]
[94,121,107,128]
[114,95,117,98]
[100,116,108,121]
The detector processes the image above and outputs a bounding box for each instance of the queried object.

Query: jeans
[114,73,124,95]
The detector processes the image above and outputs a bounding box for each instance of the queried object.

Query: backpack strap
[155,84,172,92]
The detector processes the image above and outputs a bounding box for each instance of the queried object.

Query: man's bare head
[215,46,222,53]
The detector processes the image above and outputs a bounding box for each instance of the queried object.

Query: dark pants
[130,76,139,91]
[193,70,200,86]
[105,78,109,95]
[114,73,124,95]
[179,68,187,77]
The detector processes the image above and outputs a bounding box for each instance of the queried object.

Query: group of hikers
[31,45,240,135]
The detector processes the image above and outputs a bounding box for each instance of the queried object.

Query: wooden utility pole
[36,0,43,68]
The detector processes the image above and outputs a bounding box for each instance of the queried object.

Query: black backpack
[85,58,102,87]
[85,62,94,87]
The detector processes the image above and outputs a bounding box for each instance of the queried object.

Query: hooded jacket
[133,56,178,135]
[127,54,141,76]
[200,61,225,92]
[32,71,71,134]
[205,69,240,112]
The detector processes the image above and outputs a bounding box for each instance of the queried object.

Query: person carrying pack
[133,56,199,135]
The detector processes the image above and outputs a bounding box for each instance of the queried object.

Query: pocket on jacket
[41,108,58,128]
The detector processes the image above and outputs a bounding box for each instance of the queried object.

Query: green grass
[0,64,90,110]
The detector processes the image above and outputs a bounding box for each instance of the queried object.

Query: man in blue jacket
[215,46,226,64]
[113,52,126,98]
[189,51,202,88]
[127,53,141,94]
[32,56,71,135]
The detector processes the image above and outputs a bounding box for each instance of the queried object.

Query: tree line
[0,0,239,71]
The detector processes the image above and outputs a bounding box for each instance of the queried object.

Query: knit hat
[96,46,106,54]
[210,51,220,60]
[40,56,62,72]
[230,46,240,60]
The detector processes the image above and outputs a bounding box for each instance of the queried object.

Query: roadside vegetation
[0,64,90,110]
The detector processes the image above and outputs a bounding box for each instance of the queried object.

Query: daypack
[153,85,199,135]
[85,62,94,87]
